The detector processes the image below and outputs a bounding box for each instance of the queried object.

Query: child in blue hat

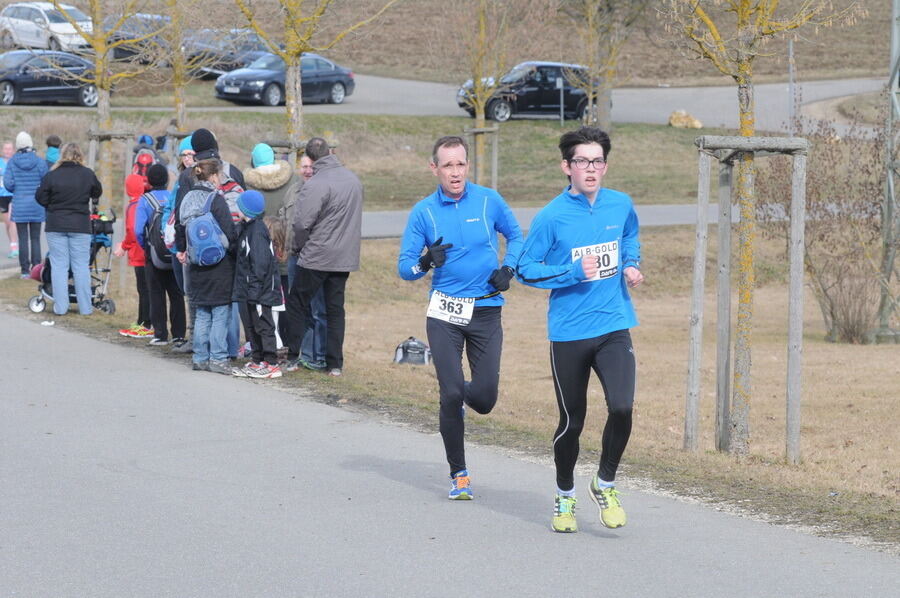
[231,190,282,378]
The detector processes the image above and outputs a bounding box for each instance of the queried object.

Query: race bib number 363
[427,290,475,326]
[572,241,619,281]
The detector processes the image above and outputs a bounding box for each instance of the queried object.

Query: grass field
[0,110,725,210]
[2,224,897,550]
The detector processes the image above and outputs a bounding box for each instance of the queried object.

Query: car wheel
[48,37,61,51]
[488,99,512,122]
[79,84,98,107]
[262,83,282,106]
[0,81,16,105]
[0,31,15,50]
[329,82,346,104]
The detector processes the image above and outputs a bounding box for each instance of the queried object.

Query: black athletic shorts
[0,196,10,213]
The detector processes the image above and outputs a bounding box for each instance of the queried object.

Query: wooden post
[684,150,713,451]
[786,151,807,464]
[715,159,733,451]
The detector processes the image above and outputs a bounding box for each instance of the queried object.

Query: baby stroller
[27,210,117,315]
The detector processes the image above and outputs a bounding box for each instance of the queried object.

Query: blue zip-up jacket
[135,189,169,248]
[5,149,48,222]
[517,186,641,341]
[398,182,523,307]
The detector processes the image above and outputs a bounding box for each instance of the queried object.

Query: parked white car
[0,2,92,52]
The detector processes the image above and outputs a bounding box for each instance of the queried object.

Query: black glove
[418,236,453,272]
[488,265,515,291]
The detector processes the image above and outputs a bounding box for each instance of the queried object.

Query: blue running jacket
[517,186,640,341]
[398,182,523,307]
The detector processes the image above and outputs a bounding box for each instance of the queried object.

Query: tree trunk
[730,68,756,457]
[95,48,114,215]
[474,107,486,185]
[285,56,303,164]
[595,84,612,131]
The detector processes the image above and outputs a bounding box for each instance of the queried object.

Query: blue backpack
[186,192,228,266]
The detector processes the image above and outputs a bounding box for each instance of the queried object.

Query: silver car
[0,2,92,52]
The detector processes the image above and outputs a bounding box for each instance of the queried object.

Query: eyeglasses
[568,157,606,169]
[180,152,195,158]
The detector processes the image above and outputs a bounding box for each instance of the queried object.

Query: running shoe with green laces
[552,494,578,533]
[589,476,626,528]
[448,469,473,500]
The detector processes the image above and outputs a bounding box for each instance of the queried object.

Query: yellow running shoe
[589,476,626,528]
[552,494,577,533]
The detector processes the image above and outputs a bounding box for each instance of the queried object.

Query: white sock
[557,487,576,497]
[595,476,615,488]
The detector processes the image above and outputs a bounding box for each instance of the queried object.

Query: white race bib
[572,241,619,281]
[427,290,475,326]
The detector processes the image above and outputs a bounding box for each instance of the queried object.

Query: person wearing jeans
[35,142,102,316]
[45,232,92,315]
[192,304,230,366]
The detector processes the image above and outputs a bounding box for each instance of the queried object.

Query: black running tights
[550,329,635,491]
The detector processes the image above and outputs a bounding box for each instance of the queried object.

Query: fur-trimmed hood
[244,159,293,191]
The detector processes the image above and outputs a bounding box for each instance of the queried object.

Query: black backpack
[393,337,431,365]
[142,192,173,270]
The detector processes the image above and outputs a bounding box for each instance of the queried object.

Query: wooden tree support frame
[86,127,135,182]
[685,135,809,465]
[464,126,499,189]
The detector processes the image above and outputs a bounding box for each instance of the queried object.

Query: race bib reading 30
[427,290,475,326]
[572,241,619,281]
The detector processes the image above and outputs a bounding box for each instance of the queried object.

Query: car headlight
[247,80,266,88]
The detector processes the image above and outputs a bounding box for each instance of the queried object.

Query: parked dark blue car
[0,49,97,106]
[215,52,355,106]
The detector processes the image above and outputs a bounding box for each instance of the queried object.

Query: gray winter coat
[292,154,363,272]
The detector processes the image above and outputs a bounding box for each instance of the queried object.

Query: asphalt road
[0,74,885,134]
[1,312,898,597]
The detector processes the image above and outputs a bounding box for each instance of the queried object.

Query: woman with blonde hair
[35,142,102,315]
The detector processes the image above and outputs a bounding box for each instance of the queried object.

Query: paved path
[0,74,885,134]
[1,312,897,597]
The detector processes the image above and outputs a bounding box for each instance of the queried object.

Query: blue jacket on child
[5,149,48,223]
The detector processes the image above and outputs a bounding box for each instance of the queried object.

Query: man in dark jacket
[232,190,282,379]
[284,137,363,377]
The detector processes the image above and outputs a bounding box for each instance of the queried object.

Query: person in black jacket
[231,190,282,379]
[35,143,102,316]
[175,158,238,375]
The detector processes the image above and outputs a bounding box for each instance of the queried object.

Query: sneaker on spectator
[208,360,232,375]
[192,361,209,371]
[119,324,152,338]
[148,337,169,346]
[247,362,282,379]
[328,368,342,377]
[232,362,259,377]
[172,338,193,353]
[282,357,302,372]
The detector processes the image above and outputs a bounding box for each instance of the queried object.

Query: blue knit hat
[178,135,193,154]
[237,190,265,219]
[251,143,275,168]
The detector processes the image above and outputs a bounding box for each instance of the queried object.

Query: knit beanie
[178,135,193,154]
[251,143,275,168]
[191,128,219,161]
[237,190,265,219]
[125,174,146,199]
[15,131,33,150]
[46,146,60,164]
[147,164,169,189]
[137,134,154,146]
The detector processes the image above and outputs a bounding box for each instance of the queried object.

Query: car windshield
[46,8,90,23]
[501,64,534,84]
[247,54,284,71]
[0,53,28,70]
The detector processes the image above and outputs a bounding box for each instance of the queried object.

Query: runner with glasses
[516,126,644,533]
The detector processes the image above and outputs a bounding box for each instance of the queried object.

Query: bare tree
[663,0,862,456]
[233,0,399,154]
[440,0,555,183]
[559,0,649,131]
[50,0,169,208]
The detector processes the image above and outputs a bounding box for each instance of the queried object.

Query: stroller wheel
[98,298,116,315]
[28,295,46,313]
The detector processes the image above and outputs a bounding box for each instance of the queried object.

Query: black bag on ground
[393,337,431,365]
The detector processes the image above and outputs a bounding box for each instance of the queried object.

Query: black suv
[457,61,589,122]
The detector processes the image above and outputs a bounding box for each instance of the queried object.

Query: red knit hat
[125,174,146,199]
